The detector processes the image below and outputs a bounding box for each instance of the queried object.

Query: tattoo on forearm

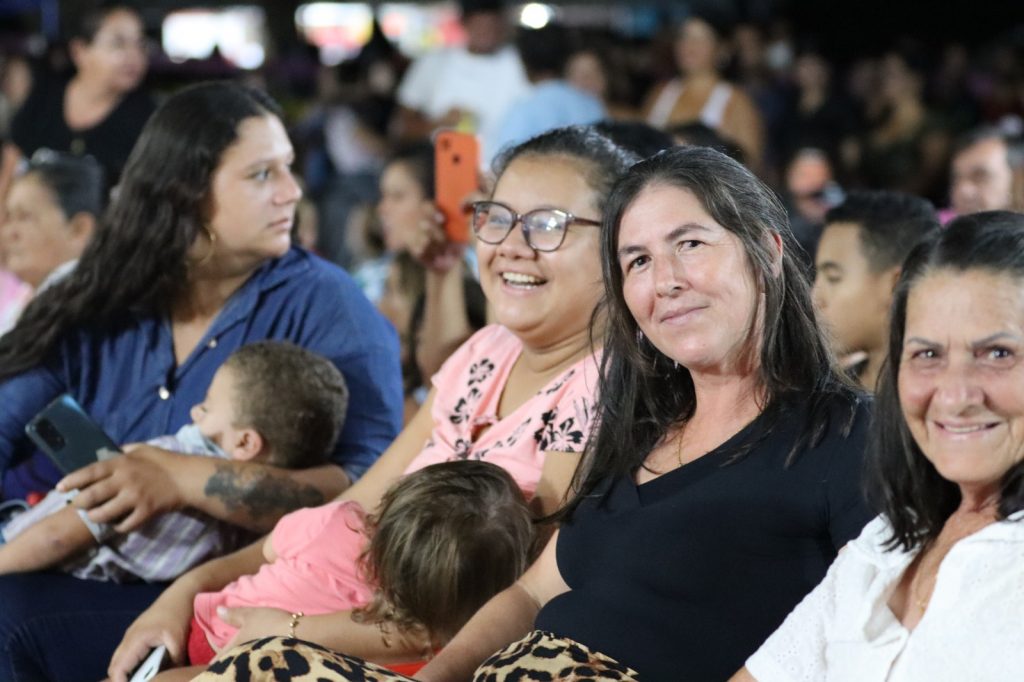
[204,463,324,523]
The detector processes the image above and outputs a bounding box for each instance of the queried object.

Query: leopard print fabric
[191,637,412,682]
[191,630,639,681]
[473,630,640,681]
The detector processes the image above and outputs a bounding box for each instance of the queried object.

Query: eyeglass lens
[473,203,567,251]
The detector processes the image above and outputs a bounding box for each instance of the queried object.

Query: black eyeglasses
[470,201,601,252]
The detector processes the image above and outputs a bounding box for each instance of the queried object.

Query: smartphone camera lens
[35,419,66,451]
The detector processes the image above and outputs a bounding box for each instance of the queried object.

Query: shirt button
[158,386,170,400]
[207,338,218,349]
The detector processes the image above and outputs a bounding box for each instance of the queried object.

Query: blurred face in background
[71,8,148,94]
[2,173,93,288]
[786,150,835,225]
[675,18,721,75]
[794,53,829,92]
[879,53,922,104]
[951,138,1014,215]
[566,51,608,101]
[463,11,506,55]
[377,160,431,253]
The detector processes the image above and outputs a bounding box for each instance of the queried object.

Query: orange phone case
[434,130,479,244]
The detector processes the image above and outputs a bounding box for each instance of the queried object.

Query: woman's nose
[496,219,535,257]
[276,171,302,205]
[933,362,985,410]
[653,257,682,296]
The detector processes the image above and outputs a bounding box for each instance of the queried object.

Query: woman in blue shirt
[0,81,402,681]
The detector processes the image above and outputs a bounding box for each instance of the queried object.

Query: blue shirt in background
[0,248,403,499]
[489,80,607,163]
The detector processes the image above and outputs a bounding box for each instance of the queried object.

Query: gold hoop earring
[193,225,217,267]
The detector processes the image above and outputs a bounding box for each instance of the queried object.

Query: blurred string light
[295,2,463,64]
[519,3,555,29]
[162,6,267,69]
[295,2,373,65]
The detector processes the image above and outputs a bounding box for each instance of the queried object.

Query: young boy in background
[812,190,939,391]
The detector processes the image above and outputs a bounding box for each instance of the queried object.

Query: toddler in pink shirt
[189,460,534,667]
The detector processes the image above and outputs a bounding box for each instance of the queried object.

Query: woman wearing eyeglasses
[107,126,639,680]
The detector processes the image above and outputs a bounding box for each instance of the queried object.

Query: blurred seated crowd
[0,0,1022,680]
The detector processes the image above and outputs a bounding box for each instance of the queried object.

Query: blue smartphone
[25,394,121,474]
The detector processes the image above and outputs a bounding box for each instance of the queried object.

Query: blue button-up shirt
[0,248,403,499]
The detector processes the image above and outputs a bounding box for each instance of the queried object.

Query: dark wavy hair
[869,210,1024,552]
[491,124,641,215]
[0,81,281,380]
[561,145,860,518]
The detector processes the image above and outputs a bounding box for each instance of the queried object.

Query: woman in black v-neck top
[535,392,870,680]
[409,145,871,682]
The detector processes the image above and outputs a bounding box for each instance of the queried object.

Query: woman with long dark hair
[0,81,402,680]
[736,211,1024,681]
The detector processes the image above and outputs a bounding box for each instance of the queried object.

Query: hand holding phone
[25,394,121,474]
[128,645,168,682]
[434,130,480,244]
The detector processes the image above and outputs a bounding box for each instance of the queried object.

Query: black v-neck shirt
[535,395,873,681]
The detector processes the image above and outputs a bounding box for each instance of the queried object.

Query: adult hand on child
[58,444,187,533]
[216,605,293,653]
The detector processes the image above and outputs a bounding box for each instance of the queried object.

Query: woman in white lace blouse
[733,210,1024,682]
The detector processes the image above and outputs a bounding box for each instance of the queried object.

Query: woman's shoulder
[266,249,371,302]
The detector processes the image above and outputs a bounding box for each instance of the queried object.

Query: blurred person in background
[727,21,788,175]
[783,147,843,268]
[2,151,104,294]
[489,24,605,158]
[0,3,154,199]
[643,14,765,171]
[948,125,1024,218]
[778,45,859,172]
[296,24,404,268]
[851,48,949,203]
[0,52,32,142]
[391,0,528,163]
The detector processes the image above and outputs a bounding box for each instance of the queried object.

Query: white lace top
[746,513,1024,682]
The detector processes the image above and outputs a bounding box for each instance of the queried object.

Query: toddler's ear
[230,428,265,462]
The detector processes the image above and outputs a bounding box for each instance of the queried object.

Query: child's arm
[216,606,432,664]
[0,505,97,574]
